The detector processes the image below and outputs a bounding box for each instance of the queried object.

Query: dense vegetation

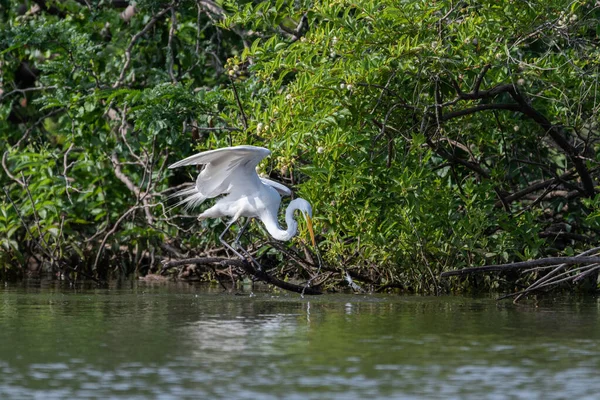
[1,0,599,294]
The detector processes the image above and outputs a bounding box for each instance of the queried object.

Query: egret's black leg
[219,220,246,261]
[234,218,264,271]
[234,218,251,247]
[220,219,264,271]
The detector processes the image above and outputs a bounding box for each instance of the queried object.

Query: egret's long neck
[261,201,303,242]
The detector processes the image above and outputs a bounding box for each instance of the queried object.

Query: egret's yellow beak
[305,214,316,247]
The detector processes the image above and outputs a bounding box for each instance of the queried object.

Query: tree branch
[113,3,175,88]
[0,85,58,102]
[441,256,600,277]
[229,76,248,131]
[426,138,491,178]
[496,169,578,206]
[161,257,323,295]
[442,103,521,121]
[443,82,595,195]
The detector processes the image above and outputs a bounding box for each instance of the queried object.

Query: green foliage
[219,0,600,290]
[1,0,599,292]
[0,0,239,276]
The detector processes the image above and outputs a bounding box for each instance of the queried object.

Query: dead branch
[426,137,491,178]
[496,169,578,206]
[0,85,58,102]
[110,153,141,196]
[161,257,322,295]
[161,257,241,271]
[441,103,521,121]
[441,256,600,277]
[498,263,600,301]
[506,246,600,301]
[92,203,162,271]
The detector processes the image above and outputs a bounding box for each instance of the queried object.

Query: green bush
[1,0,598,292]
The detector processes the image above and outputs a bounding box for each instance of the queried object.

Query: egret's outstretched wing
[169,146,270,206]
[260,177,292,197]
[168,145,270,169]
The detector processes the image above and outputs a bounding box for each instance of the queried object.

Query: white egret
[168,145,315,267]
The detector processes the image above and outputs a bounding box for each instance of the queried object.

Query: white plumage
[168,145,315,264]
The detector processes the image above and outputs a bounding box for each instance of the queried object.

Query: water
[1,281,599,399]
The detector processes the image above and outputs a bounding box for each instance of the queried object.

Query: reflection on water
[0,281,599,399]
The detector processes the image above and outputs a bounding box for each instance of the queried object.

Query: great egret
[168,145,315,267]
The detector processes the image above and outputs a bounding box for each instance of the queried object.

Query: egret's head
[290,198,315,247]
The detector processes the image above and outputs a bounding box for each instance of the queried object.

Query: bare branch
[113,3,176,88]
[498,169,578,206]
[168,8,178,83]
[229,76,248,131]
[442,103,521,121]
[2,151,25,187]
[21,173,58,267]
[110,153,141,197]
[427,138,491,178]
[441,256,600,277]
[162,257,323,295]
[472,64,491,94]
[197,0,225,18]
[0,85,58,102]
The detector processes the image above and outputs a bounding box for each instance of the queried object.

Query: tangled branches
[441,247,600,302]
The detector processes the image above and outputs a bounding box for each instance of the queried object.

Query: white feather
[168,145,315,247]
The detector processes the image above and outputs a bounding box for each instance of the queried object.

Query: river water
[0,281,599,399]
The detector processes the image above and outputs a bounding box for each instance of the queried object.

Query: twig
[229,76,248,131]
[21,172,57,266]
[441,103,521,121]
[162,257,322,295]
[110,153,141,196]
[15,108,64,148]
[268,240,314,271]
[573,264,600,283]
[0,85,58,102]
[190,124,242,132]
[472,64,491,95]
[92,204,161,270]
[302,244,324,297]
[113,3,176,88]
[1,152,25,187]
[52,214,66,262]
[510,247,600,301]
[498,263,600,301]
[496,169,578,206]
[240,259,322,295]
[167,7,177,83]
[162,257,242,271]
[118,105,143,165]
[62,143,76,204]
[441,256,600,277]
[2,187,47,258]
[197,0,225,17]
[110,153,155,224]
